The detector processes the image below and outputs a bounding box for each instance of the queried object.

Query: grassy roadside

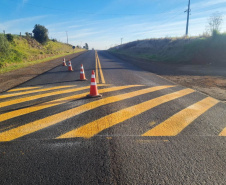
[0,50,83,74]
[0,34,85,74]
[109,33,226,65]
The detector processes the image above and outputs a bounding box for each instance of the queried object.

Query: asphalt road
[0,50,225,185]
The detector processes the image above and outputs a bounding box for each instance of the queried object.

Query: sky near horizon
[0,0,226,50]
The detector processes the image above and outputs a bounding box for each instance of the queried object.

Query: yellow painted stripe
[142,97,219,136]
[97,53,105,84]
[95,51,99,83]
[0,85,73,99]
[0,85,139,123]
[58,87,190,139]
[219,127,226,136]
[0,84,106,108]
[8,86,41,92]
[0,85,172,141]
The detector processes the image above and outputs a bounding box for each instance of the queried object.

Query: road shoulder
[108,52,226,103]
[0,51,87,92]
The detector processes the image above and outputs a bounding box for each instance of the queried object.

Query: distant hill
[0,34,84,73]
[109,33,226,66]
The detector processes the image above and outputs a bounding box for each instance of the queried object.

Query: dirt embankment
[110,52,226,103]
[164,75,226,103]
[0,51,87,92]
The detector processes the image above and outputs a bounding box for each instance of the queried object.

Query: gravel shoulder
[109,52,226,103]
[0,51,87,92]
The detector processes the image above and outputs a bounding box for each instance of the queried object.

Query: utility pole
[185,0,191,36]
[121,38,123,45]
[66,31,68,44]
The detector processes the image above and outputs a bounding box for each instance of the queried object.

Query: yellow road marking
[95,51,99,83]
[8,86,41,92]
[0,85,105,108]
[0,85,171,141]
[142,97,219,136]
[95,51,105,84]
[97,53,105,84]
[219,127,226,136]
[0,85,138,123]
[0,85,73,99]
[58,87,191,139]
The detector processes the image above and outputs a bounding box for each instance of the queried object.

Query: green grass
[109,33,226,65]
[0,51,82,74]
[0,34,85,74]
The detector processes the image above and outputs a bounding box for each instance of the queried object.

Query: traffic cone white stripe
[91,82,97,85]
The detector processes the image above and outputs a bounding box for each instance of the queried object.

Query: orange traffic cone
[80,64,87,80]
[62,58,67,66]
[68,60,73,71]
[87,70,102,98]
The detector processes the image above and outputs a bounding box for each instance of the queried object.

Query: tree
[32,24,49,44]
[85,43,89,50]
[206,12,223,35]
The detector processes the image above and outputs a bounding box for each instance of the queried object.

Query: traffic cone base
[87,94,102,98]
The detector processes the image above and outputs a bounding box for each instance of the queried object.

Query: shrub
[32,24,49,44]
[6,34,14,42]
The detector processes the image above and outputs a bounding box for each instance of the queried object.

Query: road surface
[0,50,226,184]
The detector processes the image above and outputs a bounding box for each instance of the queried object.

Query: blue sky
[0,0,226,49]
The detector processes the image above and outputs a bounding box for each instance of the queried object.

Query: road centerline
[95,51,99,83]
[97,52,105,84]
[95,51,105,84]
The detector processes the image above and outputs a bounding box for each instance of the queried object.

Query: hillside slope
[109,33,226,66]
[0,34,84,73]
